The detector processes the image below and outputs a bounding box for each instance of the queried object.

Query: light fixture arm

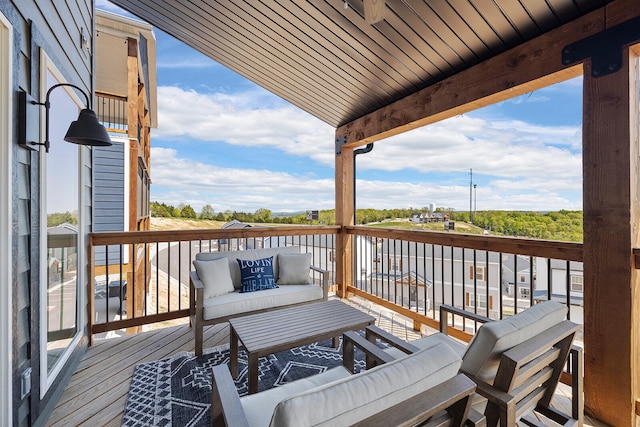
[31,83,91,152]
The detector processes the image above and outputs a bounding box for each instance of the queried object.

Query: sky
[97,1,583,215]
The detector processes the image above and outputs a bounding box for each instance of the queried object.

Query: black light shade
[64,109,112,147]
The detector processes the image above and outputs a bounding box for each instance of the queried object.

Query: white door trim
[0,10,14,427]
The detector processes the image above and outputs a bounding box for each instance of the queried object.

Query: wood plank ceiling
[108,0,610,128]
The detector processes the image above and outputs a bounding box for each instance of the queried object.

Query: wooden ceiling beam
[336,2,640,147]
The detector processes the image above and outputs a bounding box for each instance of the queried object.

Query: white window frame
[467,292,490,309]
[39,52,86,396]
[389,256,402,271]
[570,275,584,292]
[0,11,13,426]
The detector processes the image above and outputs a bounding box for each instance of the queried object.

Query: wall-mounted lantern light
[18,83,111,152]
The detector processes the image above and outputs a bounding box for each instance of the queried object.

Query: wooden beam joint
[633,248,640,269]
[335,134,347,155]
[562,15,640,77]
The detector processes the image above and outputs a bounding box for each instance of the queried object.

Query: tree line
[150,202,442,226]
[150,201,582,242]
[450,209,583,242]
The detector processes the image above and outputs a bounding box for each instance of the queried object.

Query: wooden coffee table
[228,300,375,394]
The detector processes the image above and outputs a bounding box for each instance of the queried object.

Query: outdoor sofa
[190,246,328,356]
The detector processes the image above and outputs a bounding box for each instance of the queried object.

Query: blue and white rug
[121,337,369,427]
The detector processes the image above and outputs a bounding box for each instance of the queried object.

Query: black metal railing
[89,227,339,335]
[346,226,584,339]
[95,92,128,132]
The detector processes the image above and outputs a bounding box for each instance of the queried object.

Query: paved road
[151,240,216,285]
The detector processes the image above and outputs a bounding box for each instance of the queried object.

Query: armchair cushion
[192,258,234,299]
[461,300,567,383]
[267,341,462,427]
[276,253,312,285]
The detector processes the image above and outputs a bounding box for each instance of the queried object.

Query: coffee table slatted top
[229,300,376,355]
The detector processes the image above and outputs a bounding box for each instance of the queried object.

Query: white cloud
[151,148,580,213]
[357,115,582,182]
[150,85,583,213]
[154,86,336,166]
[151,148,335,212]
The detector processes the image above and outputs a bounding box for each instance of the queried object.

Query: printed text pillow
[237,256,278,293]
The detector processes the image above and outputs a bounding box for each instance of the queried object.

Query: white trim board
[0,10,14,427]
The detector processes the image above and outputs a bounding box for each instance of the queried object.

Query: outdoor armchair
[365,300,582,427]
[211,331,486,427]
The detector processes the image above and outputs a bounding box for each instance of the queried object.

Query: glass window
[469,265,487,281]
[571,275,584,292]
[389,256,402,271]
[42,67,83,381]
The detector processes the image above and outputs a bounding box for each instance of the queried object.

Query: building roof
[108,0,608,128]
[221,219,253,229]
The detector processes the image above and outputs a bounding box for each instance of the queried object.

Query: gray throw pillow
[193,257,235,299]
[277,253,312,285]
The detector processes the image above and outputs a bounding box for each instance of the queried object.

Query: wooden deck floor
[47,296,605,426]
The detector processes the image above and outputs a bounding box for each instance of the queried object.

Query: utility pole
[469,168,473,223]
[474,184,477,219]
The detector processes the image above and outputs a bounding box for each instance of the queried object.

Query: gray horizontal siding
[93,144,125,266]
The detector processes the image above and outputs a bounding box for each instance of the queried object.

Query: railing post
[335,141,354,298]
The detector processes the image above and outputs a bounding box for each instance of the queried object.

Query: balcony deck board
[47,297,603,426]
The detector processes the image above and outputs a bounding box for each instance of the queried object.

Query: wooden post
[582,44,639,426]
[335,143,354,299]
[126,38,140,334]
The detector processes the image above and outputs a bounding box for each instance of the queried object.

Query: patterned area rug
[121,337,368,427]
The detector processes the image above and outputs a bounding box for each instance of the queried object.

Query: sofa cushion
[202,285,323,320]
[196,246,301,290]
[461,300,567,383]
[192,258,234,299]
[267,341,462,427]
[237,256,278,293]
[277,253,312,285]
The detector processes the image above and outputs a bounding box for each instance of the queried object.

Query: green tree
[254,208,272,223]
[180,204,197,218]
[47,211,78,227]
[150,201,176,217]
[200,204,215,220]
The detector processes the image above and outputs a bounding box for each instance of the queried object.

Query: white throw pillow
[277,253,312,285]
[193,258,235,299]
